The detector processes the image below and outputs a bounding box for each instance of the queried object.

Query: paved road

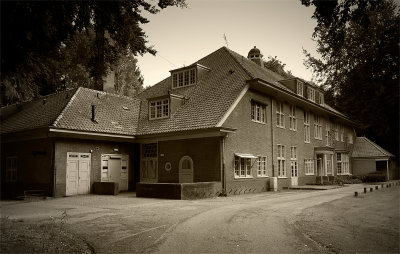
[1,183,398,254]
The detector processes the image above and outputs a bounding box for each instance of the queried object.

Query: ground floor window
[290,147,298,177]
[234,156,252,178]
[337,153,350,175]
[277,145,286,177]
[326,154,333,175]
[6,156,17,182]
[257,156,267,177]
[305,159,314,175]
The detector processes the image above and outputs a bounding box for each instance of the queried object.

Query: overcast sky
[137,0,318,88]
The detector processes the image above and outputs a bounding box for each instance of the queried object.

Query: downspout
[52,140,56,197]
[386,159,389,181]
[271,97,275,177]
[220,136,227,196]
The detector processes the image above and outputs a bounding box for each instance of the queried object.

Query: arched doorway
[179,156,193,183]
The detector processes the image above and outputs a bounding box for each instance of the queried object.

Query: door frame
[66,152,91,196]
[179,155,194,183]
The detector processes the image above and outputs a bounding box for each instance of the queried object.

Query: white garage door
[66,153,91,196]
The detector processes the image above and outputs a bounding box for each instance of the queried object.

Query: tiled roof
[136,47,252,135]
[352,137,394,158]
[0,89,77,134]
[54,88,141,135]
[1,87,141,136]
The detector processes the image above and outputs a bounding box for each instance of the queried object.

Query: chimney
[247,46,264,68]
[91,105,97,123]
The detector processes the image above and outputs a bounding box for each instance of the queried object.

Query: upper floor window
[296,81,303,96]
[307,87,315,102]
[276,101,285,128]
[304,111,310,143]
[149,99,169,120]
[348,132,353,144]
[172,68,196,89]
[314,114,322,140]
[340,125,345,142]
[289,105,297,131]
[251,101,266,124]
[325,121,332,147]
[6,156,17,182]
[335,123,339,141]
[318,92,324,105]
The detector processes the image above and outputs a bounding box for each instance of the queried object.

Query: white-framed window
[307,87,315,102]
[289,105,297,131]
[348,132,353,144]
[257,156,267,177]
[251,101,266,124]
[337,153,350,175]
[172,68,196,88]
[149,99,169,120]
[296,81,303,96]
[6,156,17,182]
[340,125,344,142]
[305,159,315,175]
[325,120,331,146]
[326,154,333,175]
[234,156,252,178]
[304,111,310,143]
[314,114,322,140]
[276,101,285,128]
[277,145,286,177]
[318,92,324,105]
[290,147,298,177]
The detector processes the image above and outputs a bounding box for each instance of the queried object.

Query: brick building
[1,46,396,199]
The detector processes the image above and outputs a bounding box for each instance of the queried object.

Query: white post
[386,159,389,181]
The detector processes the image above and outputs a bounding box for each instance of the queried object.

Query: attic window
[307,87,315,102]
[318,92,324,105]
[296,81,304,96]
[172,68,196,89]
[149,99,169,120]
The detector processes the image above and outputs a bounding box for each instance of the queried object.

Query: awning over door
[234,153,258,159]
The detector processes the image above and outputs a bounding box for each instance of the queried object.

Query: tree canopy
[301,0,399,157]
[1,0,185,104]
[264,56,294,79]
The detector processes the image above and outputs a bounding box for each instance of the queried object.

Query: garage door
[66,153,91,196]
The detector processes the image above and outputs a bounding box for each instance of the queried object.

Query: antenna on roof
[223,33,229,48]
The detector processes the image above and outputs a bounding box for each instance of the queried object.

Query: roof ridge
[52,87,81,127]
[222,47,254,80]
[363,137,394,157]
[79,87,139,101]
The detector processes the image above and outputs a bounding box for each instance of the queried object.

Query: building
[1,46,396,199]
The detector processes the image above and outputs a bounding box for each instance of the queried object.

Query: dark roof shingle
[352,137,394,158]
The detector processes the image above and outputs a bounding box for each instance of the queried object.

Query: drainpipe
[271,97,275,177]
[52,140,56,197]
[386,159,389,181]
[220,136,227,196]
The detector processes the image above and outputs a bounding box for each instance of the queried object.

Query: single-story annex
[1,46,397,199]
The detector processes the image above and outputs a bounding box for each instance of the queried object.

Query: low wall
[136,182,222,200]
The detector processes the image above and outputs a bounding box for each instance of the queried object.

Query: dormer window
[307,87,315,102]
[318,92,324,105]
[296,81,304,96]
[172,68,196,89]
[149,99,169,120]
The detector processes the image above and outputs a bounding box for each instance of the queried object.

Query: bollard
[381,184,384,188]
[364,187,367,193]
[387,184,389,188]
[370,187,373,192]
[375,186,378,190]
[354,191,358,197]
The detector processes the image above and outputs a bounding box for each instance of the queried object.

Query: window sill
[251,120,266,125]
[304,141,311,144]
[289,129,297,131]
[257,175,269,178]
[276,126,285,129]
[277,176,287,179]
[149,116,169,120]
[234,176,254,180]
[305,173,315,176]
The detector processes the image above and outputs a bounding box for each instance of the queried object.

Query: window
[314,114,322,140]
[234,156,252,178]
[348,133,353,144]
[141,143,158,180]
[305,159,315,175]
[277,145,286,177]
[326,121,332,147]
[6,156,17,182]
[318,92,324,105]
[276,101,285,128]
[307,87,315,102]
[337,153,350,175]
[289,106,297,131]
[149,99,169,120]
[326,154,333,174]
[172,68,196,88]
[304,111,310,143]
[297,81,303,96]
[340,125,344,142]
[290,147,298,177]
[257,156,267,177]
[251,101,266,123]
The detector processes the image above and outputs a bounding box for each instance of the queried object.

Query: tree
[1,0,185,104]
[113,50,144,97]
[264,56,294,79]
[301,0,399,157]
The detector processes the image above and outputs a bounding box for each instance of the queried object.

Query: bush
[358,173,387,183]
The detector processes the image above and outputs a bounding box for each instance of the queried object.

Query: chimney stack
[91,105,97,122]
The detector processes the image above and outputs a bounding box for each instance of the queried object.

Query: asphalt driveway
[1,182,399,254]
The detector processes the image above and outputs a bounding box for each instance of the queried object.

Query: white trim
[216,84,250,127]
[49,128,135,139]
[235,153,258,159]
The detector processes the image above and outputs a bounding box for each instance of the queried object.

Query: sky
[137,0,319,88]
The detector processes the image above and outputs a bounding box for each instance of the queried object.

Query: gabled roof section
[54,88,141,135]
[352,137,394,158]
[1,87,141,136]
[0,89,77,134]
